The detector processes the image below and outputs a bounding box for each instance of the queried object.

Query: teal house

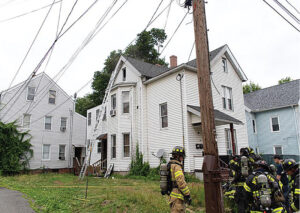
[244,80,300,160]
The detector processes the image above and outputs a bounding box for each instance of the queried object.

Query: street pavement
[0,187,35,213]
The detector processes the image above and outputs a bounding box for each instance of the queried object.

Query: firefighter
[244,160,286,213]
[168,146,192,213]
[282,159,299,213]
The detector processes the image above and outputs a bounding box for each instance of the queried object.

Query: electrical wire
[0,0,62,23]
[160,11,188,54]
[285,0,300,14]
[146,0,165,28]
[188,41,195,62]
[262,0,300,32]
[164,0,173,30]
[273,0,299,23]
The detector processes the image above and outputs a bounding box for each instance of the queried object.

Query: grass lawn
[0,174,205,213]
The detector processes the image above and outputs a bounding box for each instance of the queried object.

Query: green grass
[0,174,205,213]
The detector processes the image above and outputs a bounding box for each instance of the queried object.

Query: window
[96,109,100,121]
[271,117,280,132]
[274,146,283,155]
[102,107,107,121]
[222,86,233,110]
[225,129,237,155]
[59,145,66,160]
[160,103,168,128]
[252,119,256,133]
[97,142,102,154]
[88,112,91,126]
[23,114,31,128]
[60,117,67,132]
[27,86,35,101]
[48,90,56,104]
[122,67,126,81]
[42,144,50,160]
[222,57,228,73]
[123,133,130,157]
[122,91,130,113]
[45,116,52,130]
[111,135,116,159]
[111,94,116,110]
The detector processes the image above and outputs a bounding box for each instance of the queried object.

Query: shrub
[129,145,150,176]
[0,121,33,175]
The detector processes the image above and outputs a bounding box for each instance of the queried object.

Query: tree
[76,28,168,116]
[0,121,33,175]
[278,77,292,85]
[243,81,262,94]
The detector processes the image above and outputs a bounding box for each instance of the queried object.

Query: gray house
[244,80,300,161]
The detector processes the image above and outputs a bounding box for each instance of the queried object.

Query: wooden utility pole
[192,1,224,212]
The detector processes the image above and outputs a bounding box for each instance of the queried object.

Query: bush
[0,121,33,175]
[129,145,150,176]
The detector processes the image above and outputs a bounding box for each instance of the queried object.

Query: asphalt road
[0,188,35,213]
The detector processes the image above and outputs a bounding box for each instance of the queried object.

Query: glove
[184,195,192,205]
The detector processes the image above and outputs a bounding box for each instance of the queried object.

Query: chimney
[170,55,177,68]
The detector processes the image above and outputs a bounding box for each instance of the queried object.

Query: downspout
[292,106,300,155]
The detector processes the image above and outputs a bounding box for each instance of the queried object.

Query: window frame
[48,90,56,104]
[122,91,130,114]
[273,145,283,155]
[60,117,67,132]
[159,103,168,129]
[222,57,228,73]
[111,135,116,159]
[122,67,126,81]
[270,116,280,132]
[111,94,116,110]
[96,109,100,121]
[42,144,51,160]
[58,144,66,160]
[44,116,52,130]
[222,86,233,111]
[27,86,36,101]
[97,141,102,154]
[252,119,257,134]
[123,133,130,158]
[88,112,91,126]
[102,107,107,121]
[22,114,31,128]
[225,128,237,155]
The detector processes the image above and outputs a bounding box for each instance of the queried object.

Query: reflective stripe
[295,188,300,194]
[291,202,299,211]
[181,186,190,195]
[236,182,244,186]
[244,183,251,192]
[170,192,184,200]
[175,171,183,178]
[272,207,283,213]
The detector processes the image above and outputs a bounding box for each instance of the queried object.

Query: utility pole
[192,0,224,212]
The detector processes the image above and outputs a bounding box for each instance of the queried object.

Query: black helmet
[171,146,185,158]
[240,147,249,156]
[254,160,269,170]
[247,147,255,154]
[282,159,298,172]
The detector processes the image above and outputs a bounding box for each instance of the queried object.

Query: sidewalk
[0,187,35,213]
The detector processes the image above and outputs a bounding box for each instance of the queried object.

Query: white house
[0,73,86,171]
[88,44,249,173]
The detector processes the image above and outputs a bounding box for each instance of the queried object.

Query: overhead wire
[262,0,300,32]
[0,0,62,23]
[285,0,300,14]
[187,41,195,62]
[160,11,188,54]
[272,0,299,23]
[164,0,173,30]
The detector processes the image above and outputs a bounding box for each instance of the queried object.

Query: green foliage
[243,81,262,94]
[129,145,150,176]
[0,121,33,175]
[103,50,123,74]
[278,76,292,85]
[185,173,201,183]
[75,94,95,117]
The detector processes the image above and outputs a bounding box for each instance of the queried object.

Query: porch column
[230,123,236,155]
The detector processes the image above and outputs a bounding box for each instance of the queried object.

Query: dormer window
[27,86,35,101]
[222,57,227,73]
[122,68,126,81]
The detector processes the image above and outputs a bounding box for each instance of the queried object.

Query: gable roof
[244,79,300,112]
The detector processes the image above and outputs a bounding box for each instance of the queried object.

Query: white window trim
[273,145,283,155]
[111,134,116,159]
[159,102,168,129]
[58,144,66,160]
[60,117,67,132]
[122,67,126,81]
[97,141,102,154]
[222,57,228,73]
[270,116,280,132]
[123,133,131,158]
[22,114,31,129]
[252,119,257,134]
[44,116,52,131]
[111,94,117,110]
[122,91,130,114]
[42,144,51,161]
[48,90,56,104]
[26,86,35,101]
[222,86,234,111]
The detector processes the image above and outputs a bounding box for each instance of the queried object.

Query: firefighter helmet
[282,159,298,172]
[240,147,250,157]
[254,160,269,170]
[171,146,185,158]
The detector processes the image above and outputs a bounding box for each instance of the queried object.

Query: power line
[164,0,173,30]
[273,0,299,23]
[285,0,300,14]
[160,11,188,54]
[0,0,62,23]
[146,0,165,28]
[262,0,300,32]
[187,41,195,62]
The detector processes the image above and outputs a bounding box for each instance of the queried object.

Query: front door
[101,139,107,169]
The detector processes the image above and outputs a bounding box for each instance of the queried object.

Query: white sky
[0,0,299,97]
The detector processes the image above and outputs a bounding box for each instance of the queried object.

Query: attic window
[222,57,227,73]
[122,68,126,81]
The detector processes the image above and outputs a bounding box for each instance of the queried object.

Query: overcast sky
[0,0,299,97]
